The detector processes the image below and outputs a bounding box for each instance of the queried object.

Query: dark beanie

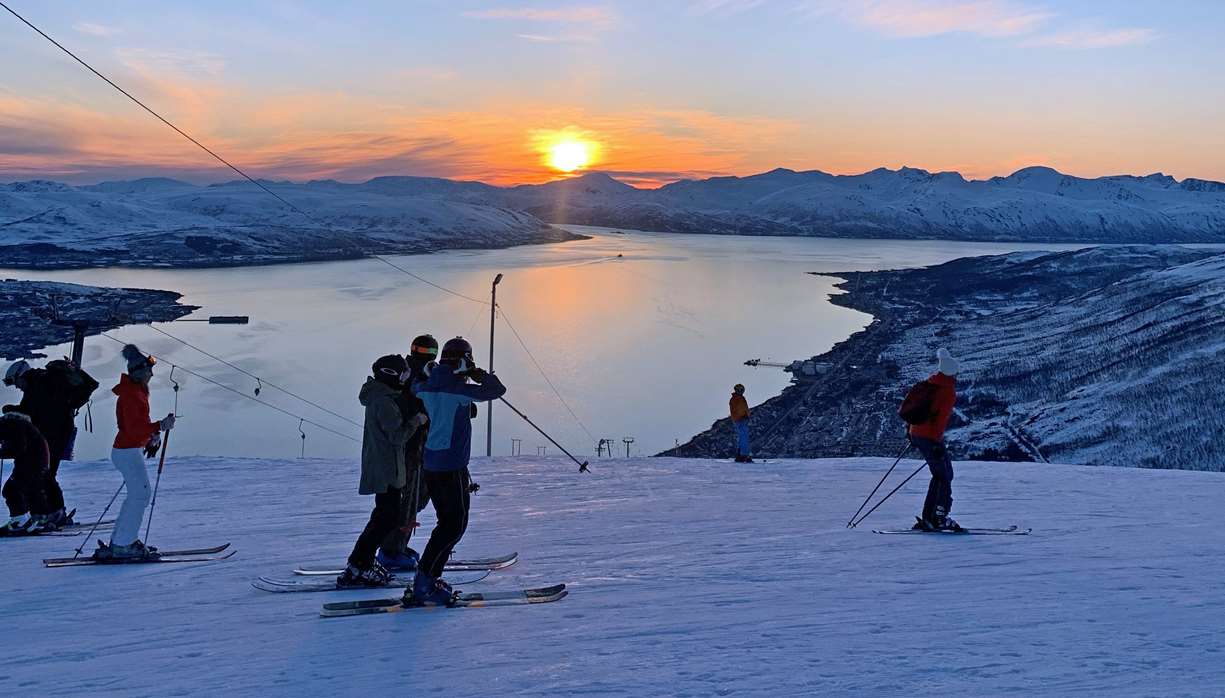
[122,344,153,374]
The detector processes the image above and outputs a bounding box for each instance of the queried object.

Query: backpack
[44,359,100,412]
[898,380,939,425]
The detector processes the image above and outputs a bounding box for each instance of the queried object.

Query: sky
[1,0,1223,188]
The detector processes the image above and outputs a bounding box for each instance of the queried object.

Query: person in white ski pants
[109,447,151,546]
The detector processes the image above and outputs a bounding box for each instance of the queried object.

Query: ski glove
[468,481,481,494]
[160,413,176,431]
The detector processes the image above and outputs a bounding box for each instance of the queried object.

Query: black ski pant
[3,468,50,518]
[381,428,430,557]
[44,451,65,513]
[913,436,953,523]
[418,468,471,580]
[348,486,404,569]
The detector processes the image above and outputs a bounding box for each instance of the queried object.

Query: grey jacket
[358,378,418,495]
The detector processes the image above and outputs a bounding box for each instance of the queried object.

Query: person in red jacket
[910,348,960,531]
[94,345,175,560]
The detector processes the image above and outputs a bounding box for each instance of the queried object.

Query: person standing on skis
[3,358,98,527]
[95,345,175,560]
[376,334,438,572]
[338,354,427,588]
[729,384,753,463]
[910,348,960,532]
[406,336,505,606]
[0,412,54,534]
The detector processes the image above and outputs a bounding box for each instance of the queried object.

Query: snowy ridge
[4,454,1225,695]
[0,178,579,268]
[670,245,1225,470]
[500,166,1225,243]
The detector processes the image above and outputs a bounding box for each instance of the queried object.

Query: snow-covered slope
[501,167,1225,243]
[0,179,577,268]
[4,455,1225,695]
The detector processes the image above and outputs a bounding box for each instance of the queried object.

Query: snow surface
[4,455,1225,695]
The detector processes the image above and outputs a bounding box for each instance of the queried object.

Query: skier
[338,354,427,588]
[405,336,506,606]
[376,334,439,572]
[910,348,960,532]
[94,345,175,560]
[729,383,753,463]
[0,412,54,533]
[3,358,99,527]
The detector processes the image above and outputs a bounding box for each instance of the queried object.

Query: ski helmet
[372,354,408,386]
[408,334,439,367]
[733,383,745,394]
[440,336,474,368]
[4,360,30,387]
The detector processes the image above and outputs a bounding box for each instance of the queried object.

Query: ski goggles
[410,342,438,358]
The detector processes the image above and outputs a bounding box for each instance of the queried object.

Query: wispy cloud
[801,0,1052,38]
[462,6,616,28]
[1022,27,1158,49]
[689,0,767,17]
[515,33,596,43]
[73,21,121,38]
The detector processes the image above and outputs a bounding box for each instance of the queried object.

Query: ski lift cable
[0,1,482,308]
[99,332,360,443]
[497,308,596,443]
[146,325,362,429]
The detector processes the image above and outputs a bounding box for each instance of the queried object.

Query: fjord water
[0,229,1083,461]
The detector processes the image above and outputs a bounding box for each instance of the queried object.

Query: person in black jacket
[4,359,98,527]
[0,412,53,534]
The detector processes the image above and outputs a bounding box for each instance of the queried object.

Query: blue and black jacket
[418,366,506,472]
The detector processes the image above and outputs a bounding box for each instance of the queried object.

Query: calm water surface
[1,229,1086,461]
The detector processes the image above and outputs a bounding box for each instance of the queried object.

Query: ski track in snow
[2,455,1224,696]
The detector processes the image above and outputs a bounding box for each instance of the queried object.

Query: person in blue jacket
[406,336,506,606]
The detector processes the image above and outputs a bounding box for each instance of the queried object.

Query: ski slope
[3,454,1224,695]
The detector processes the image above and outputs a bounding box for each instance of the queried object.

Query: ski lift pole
[498,397,590,473]
[846,441,912,528]
[142,428,171,544]
[847,461,928,529]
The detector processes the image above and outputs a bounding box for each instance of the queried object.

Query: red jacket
[908,372,956,442]
[113,374,160,449]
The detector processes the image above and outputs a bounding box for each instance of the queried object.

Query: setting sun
[548,140,593,173]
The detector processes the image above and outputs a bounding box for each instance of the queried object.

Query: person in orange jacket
[729,384,753,463]
[94,345,175,560]
[910,348,959,531]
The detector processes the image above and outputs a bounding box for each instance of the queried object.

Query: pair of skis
[872,524,1031,536]
[320,584,569,617]
[43,543,235,567]
[252,552,520,593]
[0,514,115,538]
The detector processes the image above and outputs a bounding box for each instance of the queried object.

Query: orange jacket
[729,394,750,423]
[908,372,956,442]
[113,374,160,449]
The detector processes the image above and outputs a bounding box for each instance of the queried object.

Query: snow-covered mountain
[497,167,1225,243]
[669,245,1225,470]
[0,178,578,268]
[6,454,1225,695]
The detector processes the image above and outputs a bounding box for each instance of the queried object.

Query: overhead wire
[497,308,597,444]
[99,332,360,443]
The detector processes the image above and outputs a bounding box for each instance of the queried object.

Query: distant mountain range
[3,165,1225,267]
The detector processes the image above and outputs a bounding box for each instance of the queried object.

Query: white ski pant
[110,447,151,546]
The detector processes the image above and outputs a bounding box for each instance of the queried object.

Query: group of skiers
[2,345,176,559]
[729,346,962,532]
[342,334,506,607]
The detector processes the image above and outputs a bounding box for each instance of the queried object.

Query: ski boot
[1,513,33,534]
[406,572,457,607]
[376,546,420,572]
[94,539,160,561]
[27,514,58,534]
[912,516,937,532]
[46,508,74,529]
[336,561,393,588]
[937,517,963,532]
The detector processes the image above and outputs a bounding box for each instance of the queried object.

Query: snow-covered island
[669,245,1225,471]
[0,279,196,360]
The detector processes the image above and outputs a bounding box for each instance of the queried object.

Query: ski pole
[498,397,590,473]
[142,429,170,544]
[73,482,125,558]
[848,461,928,529]
[846,441,912,528]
